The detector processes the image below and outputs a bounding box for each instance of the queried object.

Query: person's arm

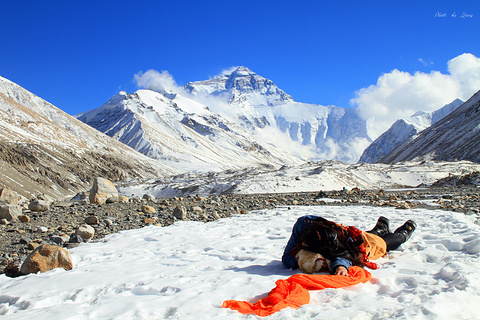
[330,257,352,276]
[282,215,319,269]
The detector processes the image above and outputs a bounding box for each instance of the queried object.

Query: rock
[20,237,32,245]
[54,202,72,208]
[0,218,9,225]
[159,199,169,206]
[0,205,22,221]
[89,177,118,204]
[141,205,156,214]
[20,244,73,274]
[192,206,204,213]
[0,188,22,204]
[69,235,84,243]
[85,216,99,225]
[51,234,70,246]
[28,199,50,212]
[173,206,187,220]
[105,219,114,227]
[106,196,119,203]
[18,215,30,223]
[143,218,156,224]
[36,226,49,233]
[75,224,95,240]
[143,194,156,201]
[118,196,129,203]
[28,242,41,250]
[4,262,23,278]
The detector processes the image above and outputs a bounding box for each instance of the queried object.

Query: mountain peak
[217,66,255,78]
[228,66,255,77]
[184,66,294,106]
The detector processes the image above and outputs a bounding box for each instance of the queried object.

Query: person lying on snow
[282,215,416,275]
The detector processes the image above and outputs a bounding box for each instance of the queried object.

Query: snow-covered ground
[1,205,479,319]
[119,160,480,197]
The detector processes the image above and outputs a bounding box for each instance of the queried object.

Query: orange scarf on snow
[222,266,371,316]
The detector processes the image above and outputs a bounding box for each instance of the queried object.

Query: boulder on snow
[89,177,118,204]
[20,244,73,275]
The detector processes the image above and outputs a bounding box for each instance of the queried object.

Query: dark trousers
[367,230,407,251]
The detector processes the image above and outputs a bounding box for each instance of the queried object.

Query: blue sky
[1,0,479,116]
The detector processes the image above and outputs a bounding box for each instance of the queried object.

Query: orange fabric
[222,266,371,316]
[362,232,387,260]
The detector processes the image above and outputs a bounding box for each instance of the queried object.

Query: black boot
[367,216,391,237]
[394,220,416,241]
[382,220,416,251]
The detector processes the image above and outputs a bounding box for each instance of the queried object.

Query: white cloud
[418,58,433,66]
[254,126,317,160]
[133,68,239,120]
[448,53,480,99]
[134,69,183,94]
[351,53,480,139]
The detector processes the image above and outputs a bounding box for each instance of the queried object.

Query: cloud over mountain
[351,53,480,139]
[134,69,183,94]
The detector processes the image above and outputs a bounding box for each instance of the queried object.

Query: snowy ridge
[1,205,479,319]
[379,90,480,163]
[359,99,464,163]
[77,88,302,172]
[0,76,174,199]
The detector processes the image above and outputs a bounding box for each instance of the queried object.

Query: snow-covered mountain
[76,89,301,172]
[359,99,464,163]
[378,89,480,163]
[0,76,174,199]
[184,67,371,163]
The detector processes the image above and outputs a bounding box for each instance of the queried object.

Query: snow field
[0,205,479,319]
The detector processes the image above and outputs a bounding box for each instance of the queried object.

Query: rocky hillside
[378,89,480,164]
[0,76,174,200]
[359,99,463,163]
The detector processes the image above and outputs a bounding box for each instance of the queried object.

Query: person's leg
[382,220,416,251]
[367,216,391,237]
